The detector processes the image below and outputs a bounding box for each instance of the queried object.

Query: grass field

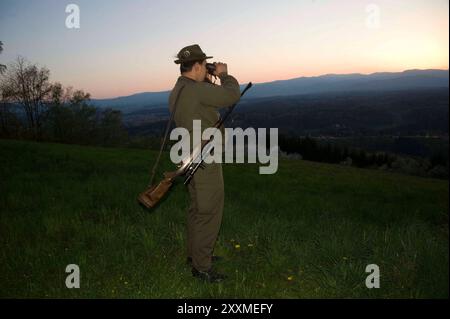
[0,139,448,298]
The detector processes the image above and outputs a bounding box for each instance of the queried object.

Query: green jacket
[168,74,240,139]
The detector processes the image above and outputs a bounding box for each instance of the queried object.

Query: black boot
[186,255,223,266]
[191,267,227,283]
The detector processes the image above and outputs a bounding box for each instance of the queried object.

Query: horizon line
[91,67,450,100]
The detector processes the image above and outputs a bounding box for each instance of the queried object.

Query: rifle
[137,82,253,209]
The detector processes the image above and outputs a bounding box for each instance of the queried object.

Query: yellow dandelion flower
[235,244,240,249]
[287,276,294,281]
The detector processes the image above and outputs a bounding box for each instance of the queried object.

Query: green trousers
[186,162,224,271]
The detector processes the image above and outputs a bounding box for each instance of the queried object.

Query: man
[168,44,240,283]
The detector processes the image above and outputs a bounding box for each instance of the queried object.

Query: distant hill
[91,91,170,113]
[124,88,449,138]
[91,69,449,113]
[245,69,449,98]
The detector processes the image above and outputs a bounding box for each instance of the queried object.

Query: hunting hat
[174,44,213,64]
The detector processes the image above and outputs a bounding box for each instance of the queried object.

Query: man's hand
[205,73,213,83]
[213,62,228,76]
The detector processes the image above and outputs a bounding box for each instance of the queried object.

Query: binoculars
[206,63,216,76]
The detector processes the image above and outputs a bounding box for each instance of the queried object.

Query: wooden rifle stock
[137,171,178,208]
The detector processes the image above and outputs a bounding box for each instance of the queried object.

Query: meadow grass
[0,139,448,298]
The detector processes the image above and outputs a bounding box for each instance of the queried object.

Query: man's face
[195,60,207,81]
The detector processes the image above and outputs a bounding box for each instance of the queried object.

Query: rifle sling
[148,85,185,187]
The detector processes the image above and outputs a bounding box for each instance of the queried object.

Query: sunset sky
[0,0,448,98]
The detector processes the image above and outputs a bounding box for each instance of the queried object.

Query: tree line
[0,53,128,147]
[279,135,448,179]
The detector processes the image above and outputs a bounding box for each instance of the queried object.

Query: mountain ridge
[91,69,449,113]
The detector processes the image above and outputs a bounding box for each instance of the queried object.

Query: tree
[0,41,6,75]
[44,84,98,144]
[0,85,21,138]
[44,83,74,142]
[0,43,21,137]
[1,56,53,139]
[98,107,128,146]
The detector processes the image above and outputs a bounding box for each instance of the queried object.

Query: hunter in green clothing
[168,44,240,283]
